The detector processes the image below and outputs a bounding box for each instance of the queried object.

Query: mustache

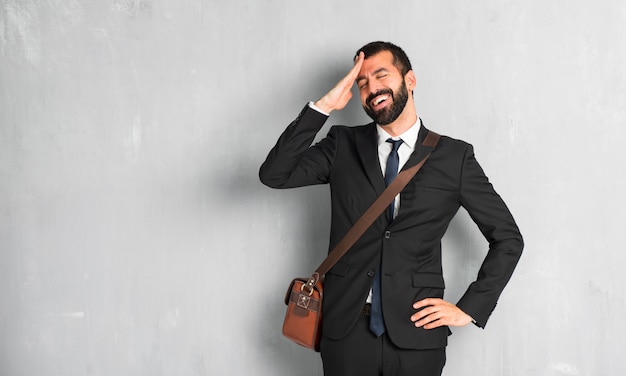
[366,89,394,106]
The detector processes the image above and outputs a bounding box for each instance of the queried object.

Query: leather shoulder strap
[304,131,441,289]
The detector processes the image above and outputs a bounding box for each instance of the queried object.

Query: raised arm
[314,52,364,114]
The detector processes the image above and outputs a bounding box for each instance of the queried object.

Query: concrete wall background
[1,1,625,375]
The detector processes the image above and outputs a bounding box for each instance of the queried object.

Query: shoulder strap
[302,131,441,290]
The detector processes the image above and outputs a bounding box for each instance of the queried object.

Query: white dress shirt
[366,119,420,303]
[375,119,420,218]
[307,102,421,303]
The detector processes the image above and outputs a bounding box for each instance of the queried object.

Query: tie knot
[386,138,403,152]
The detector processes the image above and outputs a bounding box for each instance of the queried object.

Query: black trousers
[320,312,446,376]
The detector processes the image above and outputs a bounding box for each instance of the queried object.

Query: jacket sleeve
[259,105,337,189]
[455,144,524,328]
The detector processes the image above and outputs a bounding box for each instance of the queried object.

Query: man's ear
[405,70,416,91]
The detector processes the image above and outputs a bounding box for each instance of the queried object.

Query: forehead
[357,50,400,79]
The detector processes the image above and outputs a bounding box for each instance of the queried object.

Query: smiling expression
[356,50,414,126]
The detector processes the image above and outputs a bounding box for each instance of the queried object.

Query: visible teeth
[374,95,389,105]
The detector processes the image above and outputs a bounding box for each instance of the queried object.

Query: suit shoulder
[328,123,375,133]
[420,122,470,151]
[325,123,376,141]
[437,134,472,151]
[426,133,474,164]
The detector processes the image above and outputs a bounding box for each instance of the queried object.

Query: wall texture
[1,1,625,375]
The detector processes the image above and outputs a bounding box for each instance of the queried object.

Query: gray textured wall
[1,1,625,375]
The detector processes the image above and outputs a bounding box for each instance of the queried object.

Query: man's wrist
[310,100,331,116]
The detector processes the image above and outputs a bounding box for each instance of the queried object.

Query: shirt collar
[376,117,421,150]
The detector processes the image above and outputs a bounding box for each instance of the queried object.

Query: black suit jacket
[260,105,523,350]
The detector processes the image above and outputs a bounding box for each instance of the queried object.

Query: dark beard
[363,80,409,125]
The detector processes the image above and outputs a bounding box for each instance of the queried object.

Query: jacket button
[367,270,375,277]
[384,231,391,239]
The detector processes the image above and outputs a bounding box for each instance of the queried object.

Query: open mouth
[368,91,393,111]
[372,95,389,106]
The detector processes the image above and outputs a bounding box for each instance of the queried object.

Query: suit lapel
[355,123,386,196]
[355,120,435,197]
[401,120,434,172]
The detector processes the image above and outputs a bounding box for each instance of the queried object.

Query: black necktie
[384,139,403,221]
[370,138,403,337]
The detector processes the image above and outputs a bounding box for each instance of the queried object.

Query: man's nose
[368,79,385,94]
[368,85,385,98]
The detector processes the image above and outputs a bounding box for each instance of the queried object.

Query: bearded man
[259,41,523,376]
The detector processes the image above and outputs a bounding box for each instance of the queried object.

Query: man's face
[356,51,410,125]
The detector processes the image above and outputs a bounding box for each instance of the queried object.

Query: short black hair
[356,41,413,77]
